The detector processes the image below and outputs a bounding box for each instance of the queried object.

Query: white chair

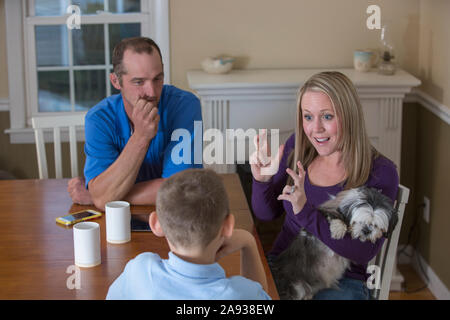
[31,113,86,179]
[369,184,410,300]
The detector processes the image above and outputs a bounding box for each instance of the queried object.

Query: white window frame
[4,0,170,143]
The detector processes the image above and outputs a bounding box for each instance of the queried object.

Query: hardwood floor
[388,264,436,300]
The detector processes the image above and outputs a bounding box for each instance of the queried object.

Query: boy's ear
[149,211,165,237]
[221,213,235,238]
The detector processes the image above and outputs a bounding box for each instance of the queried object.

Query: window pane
[109,0,140,13]
[74,70,106,110]
[36,26,69,67]
[38,71,71,112]
[72,0,105,14]
[109,23,140,61]
[35,0,69,16]
[73,25,105,66]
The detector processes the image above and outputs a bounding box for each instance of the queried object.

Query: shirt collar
[166,252,226,280]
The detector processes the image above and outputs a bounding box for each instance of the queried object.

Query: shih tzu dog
[270,186,398,300]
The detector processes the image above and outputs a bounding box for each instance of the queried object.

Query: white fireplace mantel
[187,68,421,175]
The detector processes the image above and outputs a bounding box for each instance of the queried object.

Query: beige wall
[418,0,450,106]
[401,101,450,290]
[414,107,450,289]
[170,0,420,90]
[410,0,450,291]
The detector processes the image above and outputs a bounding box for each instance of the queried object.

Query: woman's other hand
[277,161,307,214]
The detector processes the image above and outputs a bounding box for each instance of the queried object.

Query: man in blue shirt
[68,37,202,209]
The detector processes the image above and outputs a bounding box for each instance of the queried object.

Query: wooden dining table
[0,174,279,300]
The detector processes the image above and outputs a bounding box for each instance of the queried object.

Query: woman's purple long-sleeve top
[251,134,399,281]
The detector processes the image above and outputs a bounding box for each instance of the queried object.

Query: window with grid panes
[28,0,148,114]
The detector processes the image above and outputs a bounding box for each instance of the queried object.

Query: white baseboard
[390,271,405,292]
[397,245,450,300]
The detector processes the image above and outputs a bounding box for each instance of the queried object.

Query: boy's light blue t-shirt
[106,252,272,300]
[84,85,203,187]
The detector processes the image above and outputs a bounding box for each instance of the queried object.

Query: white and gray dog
[270,186,398,300]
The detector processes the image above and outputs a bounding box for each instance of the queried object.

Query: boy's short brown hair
[156,169,230,249]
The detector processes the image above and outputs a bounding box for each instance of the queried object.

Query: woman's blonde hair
[288,71,379,189]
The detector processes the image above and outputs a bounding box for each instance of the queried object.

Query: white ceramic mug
[354,50,374,72]
[73,221,101,268]
[105,201,131,244]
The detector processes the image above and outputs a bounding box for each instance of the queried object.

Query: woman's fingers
[253,132,259,151]
[277,184,296,200]
[281,184,292,195]
[297,161,306,177]
[253,129,267,152]
[285,161,306,185]
[277,194,288,202]
[276,144,285,165]
[286,167,301,186]
[249,151,263,167]
[278,162,308,214]
[252,129,277,167]
[277,192,291,201]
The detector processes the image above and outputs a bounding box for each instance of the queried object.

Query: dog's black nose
[362,226,371,236]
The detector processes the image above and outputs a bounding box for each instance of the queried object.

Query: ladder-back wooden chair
[369,184,410,300]
[31,113,86,179]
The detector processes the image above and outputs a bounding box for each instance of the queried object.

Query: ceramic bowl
[201,56,235,74]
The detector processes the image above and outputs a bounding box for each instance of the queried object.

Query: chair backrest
[31,113,86,179]
[369,184,410,300]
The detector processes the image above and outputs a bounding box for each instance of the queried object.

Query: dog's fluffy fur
[270,186,397,300]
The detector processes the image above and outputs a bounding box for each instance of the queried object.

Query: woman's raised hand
[249,129,285,182]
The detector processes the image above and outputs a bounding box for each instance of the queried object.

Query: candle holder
[378,23,396,75]
[378,50,396,75]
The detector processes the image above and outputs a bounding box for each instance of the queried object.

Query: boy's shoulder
[122,252,162,277]
[224,276,272,300]
[129,252,162,265]
[106,252,162,300]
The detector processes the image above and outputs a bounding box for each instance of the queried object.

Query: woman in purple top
[251,72,399,300]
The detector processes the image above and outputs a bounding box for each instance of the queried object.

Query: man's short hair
[112,37,163,85]
[156,169,230,249]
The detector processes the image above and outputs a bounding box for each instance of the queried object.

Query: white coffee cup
[73,222,101,268]
[105,201,131,244]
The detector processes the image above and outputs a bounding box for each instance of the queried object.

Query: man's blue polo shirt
[106,252,271,300]
[84,85,203,187]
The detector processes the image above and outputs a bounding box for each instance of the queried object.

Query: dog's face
[319,187,397,243]
[348,205,390,243]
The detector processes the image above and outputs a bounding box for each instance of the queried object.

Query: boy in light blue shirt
[106,169,271,300]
